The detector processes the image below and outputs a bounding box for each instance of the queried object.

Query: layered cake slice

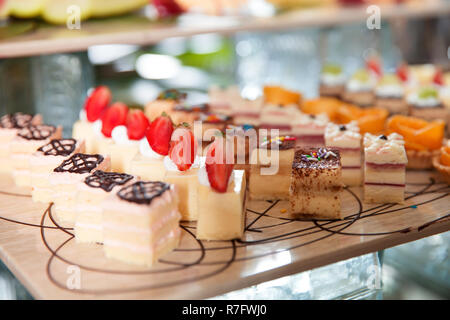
[249,135,296,200]
[231,96,263,126]
[30,139,85,203]
[75,171,135,243]
[144,89,187,121]
[196,139,247,241]
[291,112,328,147]
[163,127,200,221]
[49,153,110,223]
[0,113,42,173]
[72,86,111,154]
[363,133,408,204]
[198,112,232,136]
[259,105,298,135]
[375,74,407,115]
[290,148,343,220]
[208,85,241,116]
[171,103,209,126]
[129,114,173,181]
[342,69,376,107]
[10,124,62,187]
[107,109,149,173]
[102,181,181,267]
[325,121,362,186]
[319,63,346,98]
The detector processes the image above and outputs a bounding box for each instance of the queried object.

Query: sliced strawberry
[433,68,444,86]
[101,102,129,138]
[153,0,185,18]
[205,139,234,193]
[396,64,409,82]
[145,113,174,156]
[126,110,150,140]
[169,128,197,171]
[366,57,382,78]
[85,86,111,122]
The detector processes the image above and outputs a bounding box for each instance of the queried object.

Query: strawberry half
[153,0,185,18]
[126,110,150,140]
[85,86,111,122]
[366,57,382,78]
[433,69,444,86]
[169,128,197,171]
[145,113,174,156]
[205,139,234,193]
[101,102,129,138]
[396,64,409,82]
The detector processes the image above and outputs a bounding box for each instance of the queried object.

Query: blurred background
[0,0,449,299]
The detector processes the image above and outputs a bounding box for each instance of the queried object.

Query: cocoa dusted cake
[290,147,343,220]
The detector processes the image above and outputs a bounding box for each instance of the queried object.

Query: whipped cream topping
[321,73,346,86]
[111,125,139,145]
[364,133,407,164]
[92,119,103,136]
[407,92,441,108]
[292,112,329,127]
[139,138,164,159]
[346,75,376,92]
[79,109,87,122]
[163,155,202,172]
[375,84,404,98]
[325,121,361,148]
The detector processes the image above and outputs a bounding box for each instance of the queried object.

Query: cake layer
[108,143,139,173]
[31,187,53,204]
[364,184,404,204]
[249,173,290,201]
[53,205,77,224]
[74,223,103,244]
[290,192,342,219]
[340,151,361,167]
[12,170,31,187]
[72,120,97,154]
[342,168,362,186]
[364,165,405,185]
[0,158,12,173]
[129,154,166,181]
[164,169,199,221]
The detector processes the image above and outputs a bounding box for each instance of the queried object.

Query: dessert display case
[0,0,449,300]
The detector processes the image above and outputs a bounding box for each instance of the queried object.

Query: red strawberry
[85,86,111,122]
[433,68,444,86]
[366,56,382,77]
[396,64,409,82]
[145,113,174,156]
[169,128,197,171]
[101,102,128,138]
[126,110,150,140]
[153,0,185,18]
[205,139,234,193]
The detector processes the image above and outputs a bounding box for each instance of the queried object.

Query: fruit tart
[319,63,346,99]
[432,141,450,185]
[386,115,445,169]
[342,69,376,107]
[375,74,408,115]
[407,87,449,125]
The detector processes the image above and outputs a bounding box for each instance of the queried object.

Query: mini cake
[171,103,209,126]
[0,112,42,173]
[375,74,407,114]
[102,181,181,267]
[342,69,376,107]
[163,127,200,221]
[107,109,149,173]
[319,63,346,98]
[196,139,247,241]
[249,136,296,200]
[30,139,86,203]
[259,105,299,135]
[208,85,241,116]
[231,96,263,126]
[129,114,173,181]
[10,124,62,187]
[407,87,449,124]
[144,89,187,121]
[432,141,450,185]
[75,171,135,243]
[325,122,362,186]
[72,86,111,154]
[386,115,444,169]
[198,112,232,136]
[97,102,129,156]
[49,153,110,223]
[290,148,343,220]
[291,112,328,147]
[363,133,407,204]
[225,124,258,177]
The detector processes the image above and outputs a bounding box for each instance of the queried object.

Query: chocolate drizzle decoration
[0,113,33,129]
[53,153,104,174]
[37,139,76,156]
[18,125,56,141]
[117,181,170,205]
[85,171,133,192]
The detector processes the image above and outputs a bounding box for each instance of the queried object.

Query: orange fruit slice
[301,97,340,121]
[440,146,450,166]
[264,86,302,106]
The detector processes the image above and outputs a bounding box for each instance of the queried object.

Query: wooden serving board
[0,171,449,300]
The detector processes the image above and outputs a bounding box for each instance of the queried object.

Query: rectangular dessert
[0,113,42,173]
[196,170,247,241]
[30,139,85,203]
[144,89,187,121]
[231,96,263,126]
[325,121,362,186]
[259,105,298,135]
[10,124,62,187]
[208,85,241,116]
[49,153,110,224]
[102,181,181,267]
[291,112,328,147]
[75,171,135,243]
[363,133,408,204]
[290,148,343,219]
[249,136,296,200]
